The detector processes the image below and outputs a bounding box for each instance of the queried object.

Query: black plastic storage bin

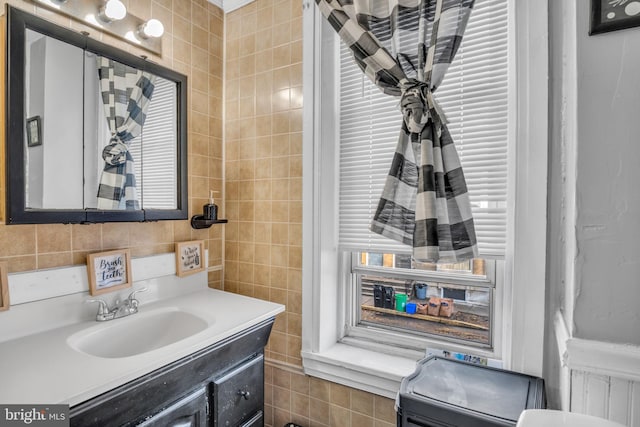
[397,356,546,427]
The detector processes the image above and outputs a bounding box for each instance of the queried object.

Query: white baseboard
[555,310,640,425]
[565,336,640,383]
[555,309,640,382]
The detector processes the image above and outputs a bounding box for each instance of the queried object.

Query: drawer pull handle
[238,390,251,400]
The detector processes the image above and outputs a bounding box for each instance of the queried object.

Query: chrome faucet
[87,287,148,322]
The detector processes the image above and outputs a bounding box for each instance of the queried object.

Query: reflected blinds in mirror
[129,77,178,209]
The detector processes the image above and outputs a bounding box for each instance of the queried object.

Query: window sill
[301,343,419,399]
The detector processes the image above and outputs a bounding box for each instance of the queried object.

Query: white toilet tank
[517,410,626,427]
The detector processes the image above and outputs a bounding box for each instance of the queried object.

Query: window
[352,254,495,348]
[301,0,548,396]
[128,77,178,209]
[338,0,509,353]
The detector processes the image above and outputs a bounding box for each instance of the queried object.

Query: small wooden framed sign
[87,249,132,296]
[175,240,205,277]
[0,262,9,311]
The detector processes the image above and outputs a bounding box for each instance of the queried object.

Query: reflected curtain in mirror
[96,57,156,210]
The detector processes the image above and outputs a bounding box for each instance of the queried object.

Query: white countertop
[0,288,284,406]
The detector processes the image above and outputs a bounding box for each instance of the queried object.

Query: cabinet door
[137,387,208,427]
[213,355,264,427]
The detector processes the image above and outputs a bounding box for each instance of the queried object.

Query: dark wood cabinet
[212,355,263,426]
[138,388,208,427]
[69,318,274,427]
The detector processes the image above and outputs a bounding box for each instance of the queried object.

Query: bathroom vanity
[0,255,284,427]
[70,318,273,426]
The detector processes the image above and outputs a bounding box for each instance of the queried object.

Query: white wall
[26,33,84,210]
[573,2,640,346]
[41,36,84,209]
[26,37,45,209]
[546,0,640,414]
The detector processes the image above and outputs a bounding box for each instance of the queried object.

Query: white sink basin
[68,307,210,358]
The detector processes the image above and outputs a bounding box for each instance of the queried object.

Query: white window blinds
[338,0,509,258]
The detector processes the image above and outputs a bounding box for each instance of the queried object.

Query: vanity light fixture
[98,0,127,23]
[28,0,164,56]
[138,19,164,39]
[35,0,66,8]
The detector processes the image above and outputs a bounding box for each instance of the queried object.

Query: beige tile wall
[0,0,396,423]
[224,1,396,425]
[224,0,303,367]
[0,0,225,288]
[265,365,397,427]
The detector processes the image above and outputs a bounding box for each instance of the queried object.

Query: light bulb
[139,19,164,38]
[101,0,126,22]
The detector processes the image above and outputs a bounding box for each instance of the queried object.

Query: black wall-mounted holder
[190,215,228,229]
[191,190,226,229]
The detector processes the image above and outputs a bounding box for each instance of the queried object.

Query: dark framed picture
[26,116,42,147]
[590,0,640,35]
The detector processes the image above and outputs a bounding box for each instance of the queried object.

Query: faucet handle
[86,299,109,315]
[127,287,149,301]
[124,287,148,312]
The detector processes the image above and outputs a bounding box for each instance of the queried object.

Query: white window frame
[301,0,548,398]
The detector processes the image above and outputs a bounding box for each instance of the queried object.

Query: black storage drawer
[212,354,264,427]
[137,387,208,427]
[397,356,546,427]
[239,411,263,427]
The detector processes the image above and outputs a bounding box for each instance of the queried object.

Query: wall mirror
[6,6,188,224]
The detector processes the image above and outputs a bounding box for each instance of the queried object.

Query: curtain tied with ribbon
[316,0,478,263]
[96,57,155,210]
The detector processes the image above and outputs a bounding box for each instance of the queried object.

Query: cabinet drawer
[137,387,207,427]
[213,355,264,427]
[240,411,263,427]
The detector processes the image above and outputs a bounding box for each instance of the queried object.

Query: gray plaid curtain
[316,0,478,263]
[96,57,155,210]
